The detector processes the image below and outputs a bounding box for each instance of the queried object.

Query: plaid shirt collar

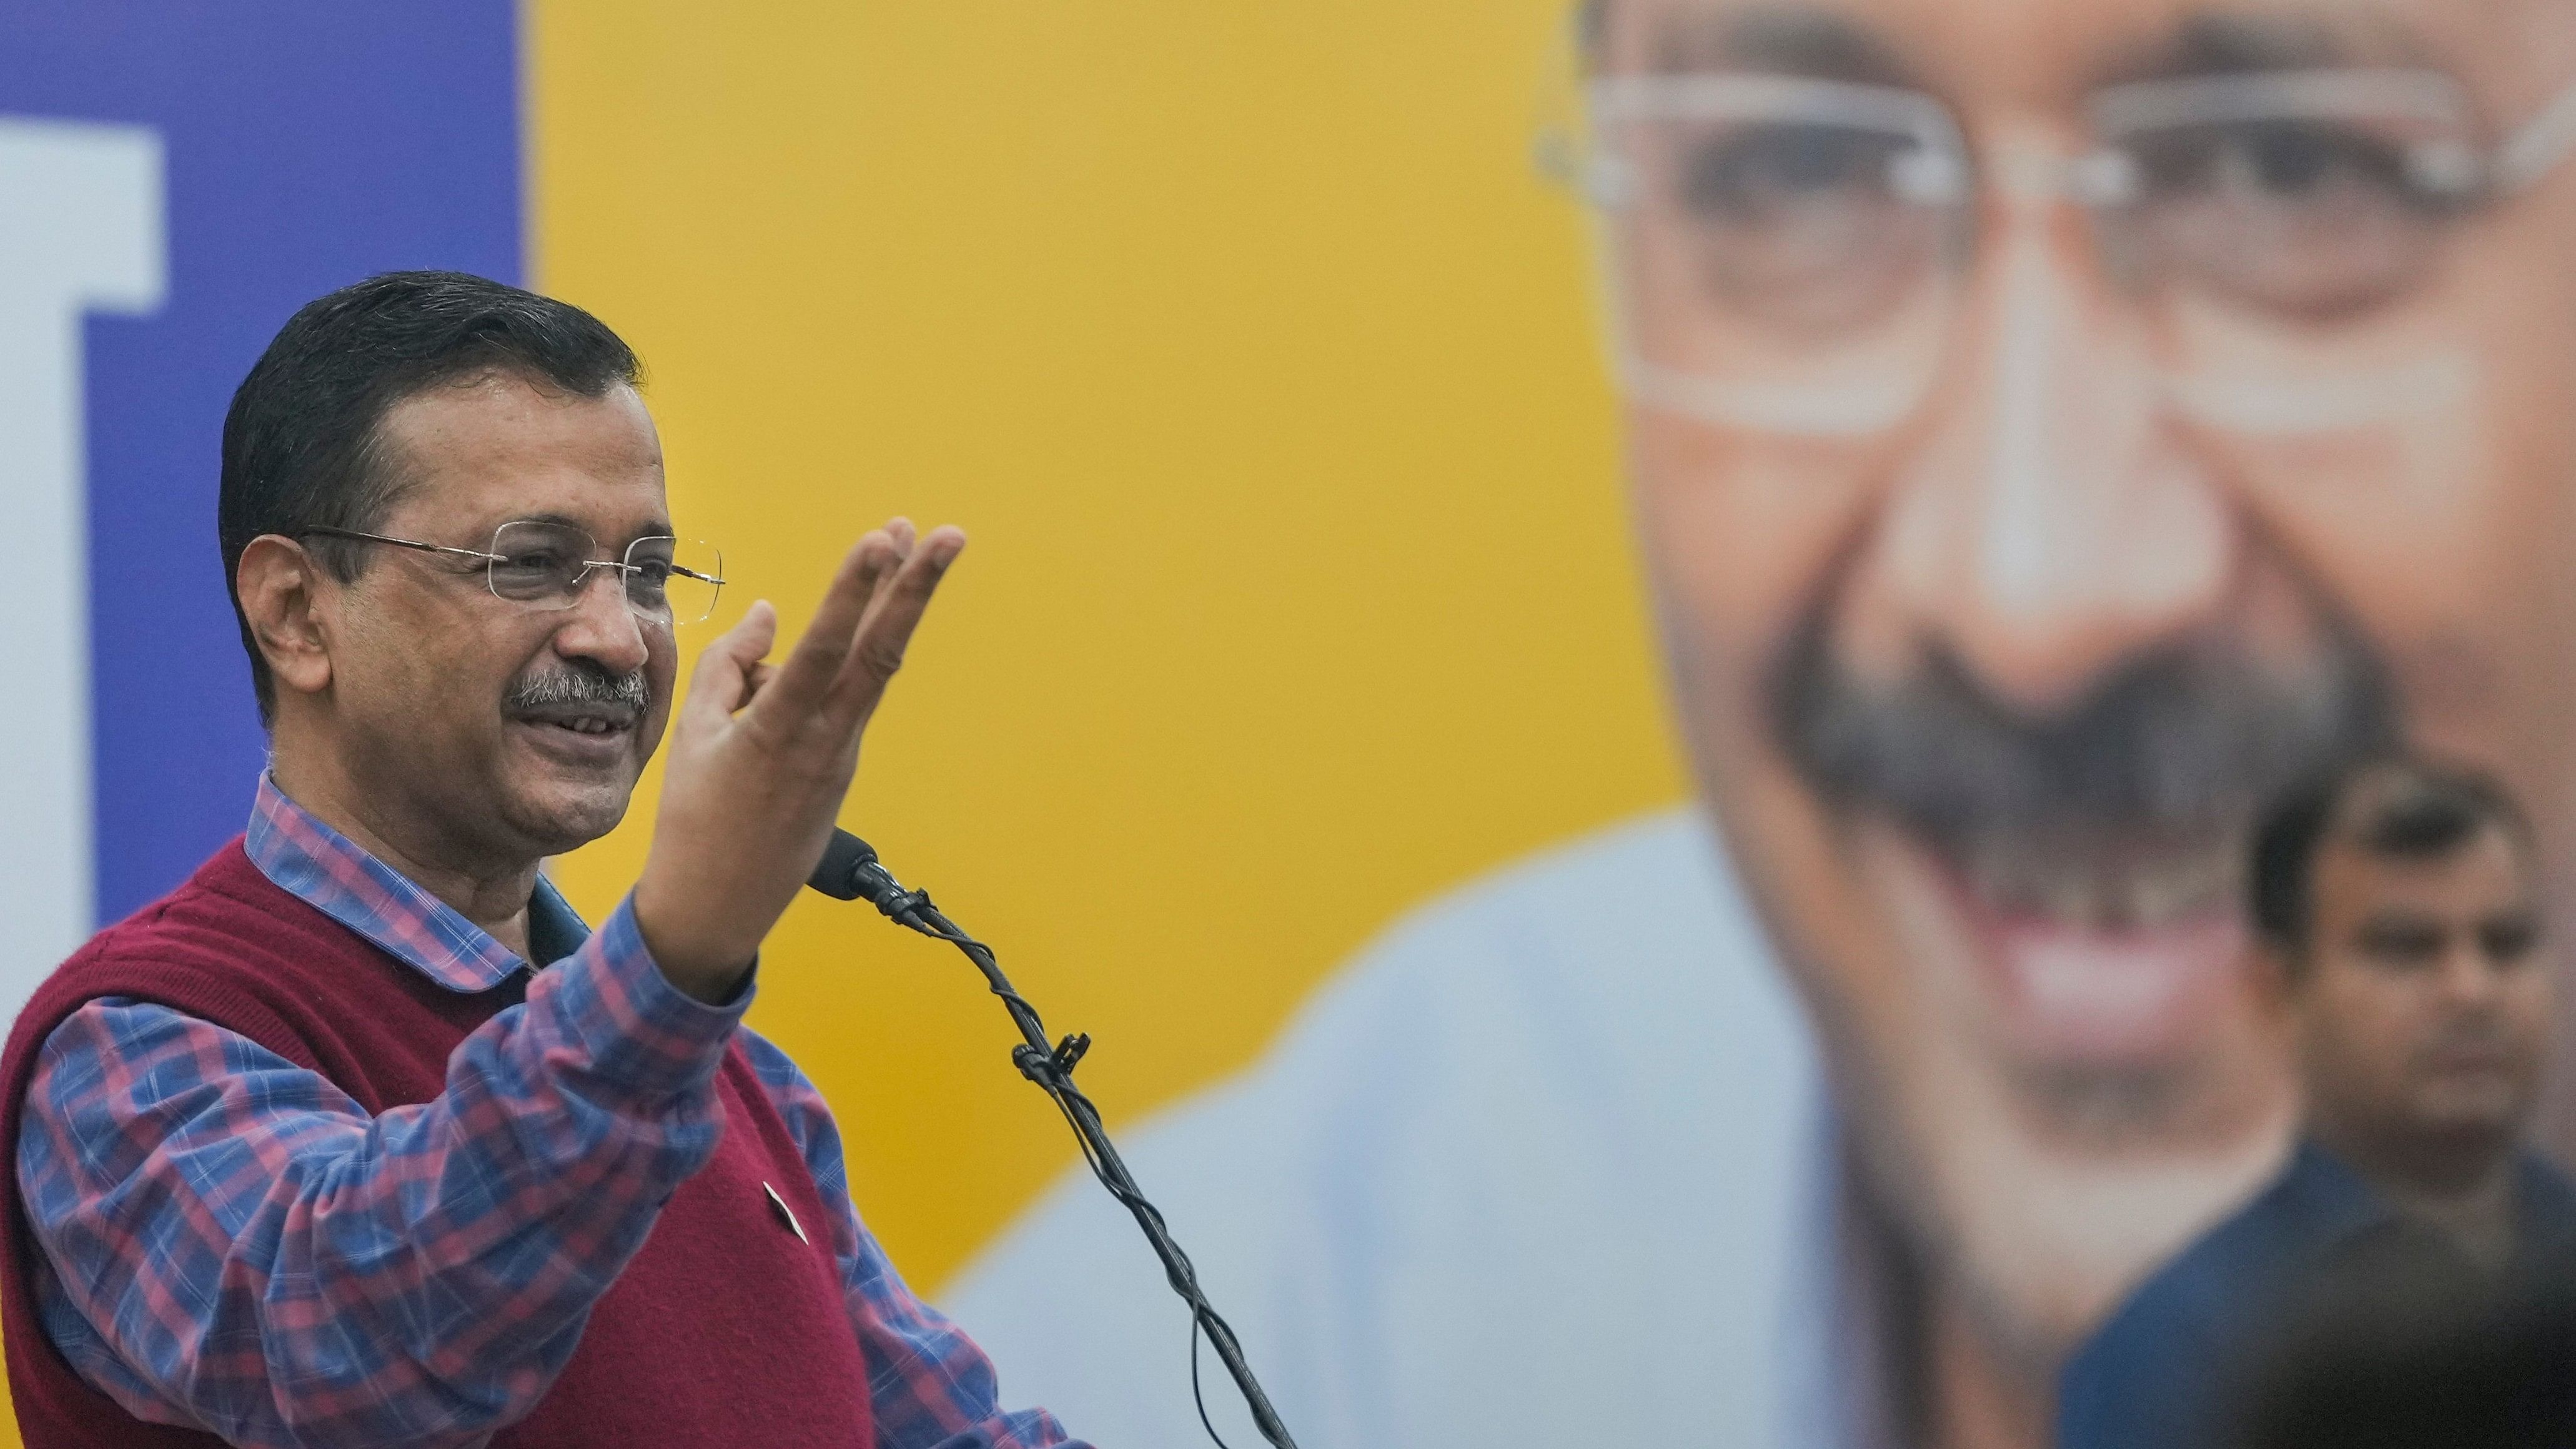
[245,773,588,994]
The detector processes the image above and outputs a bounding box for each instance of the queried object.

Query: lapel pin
[763,1181,809,1244]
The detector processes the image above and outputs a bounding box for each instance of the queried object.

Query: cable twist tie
[876,886,933,923]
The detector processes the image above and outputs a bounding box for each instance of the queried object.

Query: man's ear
[236,535,335,702]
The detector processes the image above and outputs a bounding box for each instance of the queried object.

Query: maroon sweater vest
[0,841,875,1448]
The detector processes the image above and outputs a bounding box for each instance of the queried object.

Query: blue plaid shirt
[14,775,1083,1448]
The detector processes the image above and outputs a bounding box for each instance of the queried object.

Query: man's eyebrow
[2097,10,2425,87]
[502,512,679,543]
[1647,7,1918,86]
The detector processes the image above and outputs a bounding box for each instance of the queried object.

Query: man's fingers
[830,526,964,717]
[850,518,919,628]
[758,530,898,716]
[680,600,778,723]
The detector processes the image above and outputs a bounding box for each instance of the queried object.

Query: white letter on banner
[0,118,167,1024]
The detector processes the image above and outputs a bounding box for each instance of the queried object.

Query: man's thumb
[682,600,778,717]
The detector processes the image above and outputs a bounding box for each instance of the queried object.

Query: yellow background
[531,0,1685,1290]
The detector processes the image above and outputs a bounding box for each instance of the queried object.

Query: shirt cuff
[533,894,755,1097]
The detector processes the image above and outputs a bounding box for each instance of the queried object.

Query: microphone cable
[808,830,1300,1449]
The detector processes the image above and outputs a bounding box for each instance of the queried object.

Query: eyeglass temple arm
[302,527,502,565]
[2498,74,2576,192]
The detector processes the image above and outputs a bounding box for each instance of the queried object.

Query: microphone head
[808,829,883,902]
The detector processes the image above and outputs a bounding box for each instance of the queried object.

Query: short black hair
[218,270,641,723]
[2248,754,2532,954]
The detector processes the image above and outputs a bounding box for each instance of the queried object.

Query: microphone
[806,829,886,901]
[806,829,918,919]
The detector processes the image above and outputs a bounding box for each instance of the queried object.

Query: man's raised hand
[633,519,964,1000]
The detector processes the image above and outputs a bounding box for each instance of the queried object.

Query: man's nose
[550,566,651,676]
[2440,941,2507,1008]
[1844,193,2239,714]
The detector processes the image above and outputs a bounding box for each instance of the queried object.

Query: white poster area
[0,117,164,1024]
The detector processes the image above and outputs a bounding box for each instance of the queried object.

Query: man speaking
[0,272,1083,1448]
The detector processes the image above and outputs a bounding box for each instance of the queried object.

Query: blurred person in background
[2061,756,2572,1449]
[951,2,2576,1447]
[2231,1232,2576,1449]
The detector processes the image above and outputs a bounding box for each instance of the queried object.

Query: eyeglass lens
[487,520,725,624]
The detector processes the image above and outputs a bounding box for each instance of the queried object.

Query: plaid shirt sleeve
[13,897,749,1449]
[736,1030,1091,1449]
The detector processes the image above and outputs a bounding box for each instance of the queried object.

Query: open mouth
[506,703,640,753]
[1897,821,2249,1063]
[1772,588,2398,1072]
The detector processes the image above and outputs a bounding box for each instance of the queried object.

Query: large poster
[937,1,2576,1445]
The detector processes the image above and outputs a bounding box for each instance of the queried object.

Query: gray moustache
[1769,608,2400,849]
[503,665,651,716]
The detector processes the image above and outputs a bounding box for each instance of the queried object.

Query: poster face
[942,1,2576,1445]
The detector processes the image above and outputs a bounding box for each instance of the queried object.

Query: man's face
[2294,821,2551,1162]
[323,374,678,865]
[1594,0,2576,1366]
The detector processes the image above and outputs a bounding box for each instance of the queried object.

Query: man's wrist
[630,871,759,1004]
